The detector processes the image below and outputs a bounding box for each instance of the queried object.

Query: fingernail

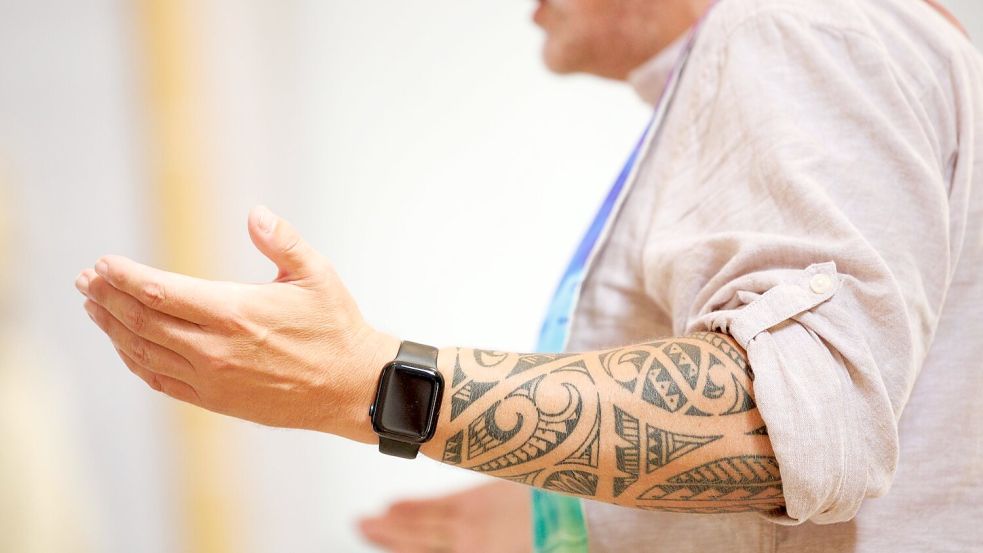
[256,205,276,234]
[95,260,109,278]
[75,272,90,296]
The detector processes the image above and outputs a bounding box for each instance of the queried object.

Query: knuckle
[225,306,270,348]
[161,379,200,404]
[281,233,303,256]
[158,377,178,398]
[224,308,251,334]
[130,338,152,366]
[141,281,166,309]
[245,313,271,344]
[125,303,148,333]
[95,258,114,283]
[202,347,233,372]
[252,324,271,349]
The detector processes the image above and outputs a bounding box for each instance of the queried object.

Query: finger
[247,205,328,283]
[358,516,452,552]
[114,346,201,405]
[92,254,228,325]
[84,272,208,361]
[356,516,401,549]
[387,498,454,519]
[358,515,456,549]
[385,501,457,531]
[83,298,197,382]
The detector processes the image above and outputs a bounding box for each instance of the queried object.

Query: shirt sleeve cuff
[688,261,896,525]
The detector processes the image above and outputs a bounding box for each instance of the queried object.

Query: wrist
[340,328,401,444]
[418,346,457,459]
[357,339,454,458]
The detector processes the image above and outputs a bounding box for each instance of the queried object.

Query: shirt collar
[627,31,692,107]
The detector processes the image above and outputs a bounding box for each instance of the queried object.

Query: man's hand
[74,205,399,441]
[358,481,532,553]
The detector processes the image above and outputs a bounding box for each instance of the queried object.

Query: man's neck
[627,31,692,107]
[597,0,711,81]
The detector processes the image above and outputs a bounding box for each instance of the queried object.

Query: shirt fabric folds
[568,0,983,550]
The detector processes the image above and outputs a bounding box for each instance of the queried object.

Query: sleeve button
[809,273,833,294]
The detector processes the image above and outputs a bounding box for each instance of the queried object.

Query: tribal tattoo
[422,331,784,514]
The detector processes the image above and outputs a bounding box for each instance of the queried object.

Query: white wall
[1,1,980,552]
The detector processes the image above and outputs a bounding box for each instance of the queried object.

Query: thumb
[248,205,325,282]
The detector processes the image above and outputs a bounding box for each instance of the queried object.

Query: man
[75,0,982,552]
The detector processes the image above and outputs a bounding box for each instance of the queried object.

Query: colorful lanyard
[531,13,710,553]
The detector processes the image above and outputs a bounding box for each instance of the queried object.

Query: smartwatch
[368,340,444,459]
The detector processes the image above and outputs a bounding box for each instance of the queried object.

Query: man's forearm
[418,331,784,513]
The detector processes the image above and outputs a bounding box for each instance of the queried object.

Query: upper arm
[639,3,952,524]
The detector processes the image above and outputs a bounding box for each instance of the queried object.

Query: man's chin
[543,58,578,76]
[541,42,584,76]
[541,42,630,81]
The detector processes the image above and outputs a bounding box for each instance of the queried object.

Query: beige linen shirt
[567,0,983,550]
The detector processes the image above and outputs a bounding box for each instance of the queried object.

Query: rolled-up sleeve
[639,6,955,525]
[692,260,898,525]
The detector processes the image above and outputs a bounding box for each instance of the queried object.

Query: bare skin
[364,0,976,543]
[76,205,777,552]
[74,2,762,553]
[358,481,532,553]
[359,0,716,549]
[73,2,968,552]
[534,0,712,79]
[358,335,773,551]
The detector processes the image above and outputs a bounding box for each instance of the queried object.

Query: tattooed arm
[74,219,781,514]
[417,331,783,514]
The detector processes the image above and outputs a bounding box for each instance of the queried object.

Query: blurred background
[0,1,980,552]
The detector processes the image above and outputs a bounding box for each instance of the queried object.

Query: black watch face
[371,362,443,442]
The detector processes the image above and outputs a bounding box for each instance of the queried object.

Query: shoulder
[687,0,982,163]
[697,0,978,81]
[699,0,872,43]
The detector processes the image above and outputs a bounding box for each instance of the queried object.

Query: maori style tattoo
[434,331,784,513]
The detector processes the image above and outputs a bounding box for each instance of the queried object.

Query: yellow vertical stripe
[135,1,238,552]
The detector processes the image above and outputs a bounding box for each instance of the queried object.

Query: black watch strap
[379,438,422,459]
[395,340,438,368]
[376,341,440,460]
